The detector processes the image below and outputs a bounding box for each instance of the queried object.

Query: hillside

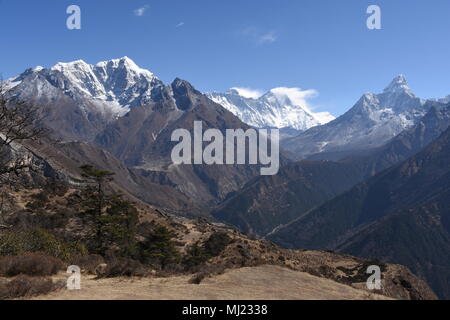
[0,182,436,301]
[213,104,450,239]
[269,127,450,299]
[213,160,365,237]
[33,265,392,300]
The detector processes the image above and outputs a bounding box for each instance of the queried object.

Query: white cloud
[270,87,335,124]
[231,87,264,99]
[258,31,277,44]
[239,27,278,45]
[134,5,149,17]
[176,22,185,28]
[269,87,318,111]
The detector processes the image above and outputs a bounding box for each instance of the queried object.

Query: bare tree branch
[0,81,48,176]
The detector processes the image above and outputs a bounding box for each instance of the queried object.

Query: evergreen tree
[79,165,139,254]
[139,225,180,269]
[102,196,139,255]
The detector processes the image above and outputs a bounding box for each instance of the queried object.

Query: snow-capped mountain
[283,75,433,160]
[207,88,335,131]
[437,95,450,104]
[3,57,335,140]
[4,57,163,118]
[2,57,166,141]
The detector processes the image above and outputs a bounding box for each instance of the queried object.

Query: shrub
[100,258,147,278]
[154,263,184,277]
[0,275,63,299]
[6,210,72,231]
[182,244,210,271]
[137,225,181,269]
[0,229,88,262]
[203,232,232,257]
[189,272,207,285]
[26,192,49,210]
[44,181,69,197]
[189,265,226,285]
[0,253,64,277]
[71,254,105,275]
[182,232,232,271]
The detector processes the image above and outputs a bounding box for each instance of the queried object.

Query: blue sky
[0,0,449,115]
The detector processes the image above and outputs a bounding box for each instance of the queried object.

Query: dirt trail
[33,265,391,300]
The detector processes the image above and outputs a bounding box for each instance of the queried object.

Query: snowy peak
[228,87,262,99]
[94,56,156,82]
[438,95,450,104]
[347,75,423,119]
[51,59,91,73]
[283,75,436,160]
[384,74,413,95]
[51,56,154,78]
[207,87,335,131]
[50,57,158,93]
[4,57,164,117]
[96,56,138,68]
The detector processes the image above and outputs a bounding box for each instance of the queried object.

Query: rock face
[283,75,432,160]
[208,88,335,131]
[269,126,450,299]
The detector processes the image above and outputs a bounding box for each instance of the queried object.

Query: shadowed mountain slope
[269,126,450,299]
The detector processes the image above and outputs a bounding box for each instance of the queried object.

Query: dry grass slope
[33,265,391,300]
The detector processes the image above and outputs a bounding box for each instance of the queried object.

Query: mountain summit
[384,74,412,95]
[283,75,430,160]
[2,57,165,140]
[7,56,162,114]
[207,88,335,131]
[3,57,336,140]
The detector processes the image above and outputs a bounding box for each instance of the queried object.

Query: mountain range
[3,57,450,299]
[207,88,335,132]
[3,58,274,216]
[213,102,450,240]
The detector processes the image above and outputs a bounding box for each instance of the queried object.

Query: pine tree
[103,196,139,255]
[139,225,181,269]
